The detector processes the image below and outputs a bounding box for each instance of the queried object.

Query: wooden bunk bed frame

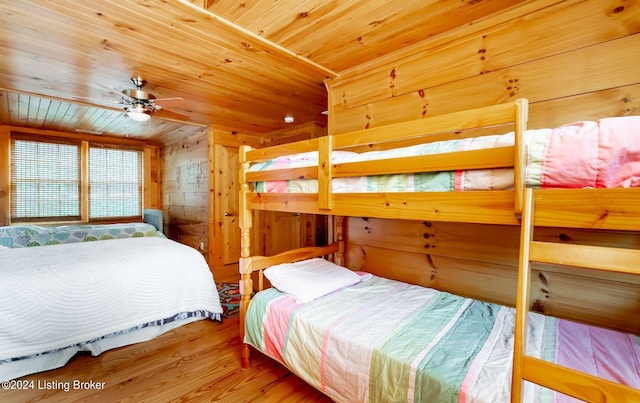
[238,98,640,401]
[240,99,529,225]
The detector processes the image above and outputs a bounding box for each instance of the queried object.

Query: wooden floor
[1,316,333,402]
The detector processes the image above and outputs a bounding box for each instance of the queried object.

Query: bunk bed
[237,99,640,402]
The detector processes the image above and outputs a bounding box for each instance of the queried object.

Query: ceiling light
[127,110,151,122]
[125,104,152,122]
[284,115,294,124]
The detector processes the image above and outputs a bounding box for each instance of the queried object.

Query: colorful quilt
[0,222,164,248]
[250,116,640,193]
[245,274,640,402]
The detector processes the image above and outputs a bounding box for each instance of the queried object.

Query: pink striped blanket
[250,116,640,193]
[244,274,640,402]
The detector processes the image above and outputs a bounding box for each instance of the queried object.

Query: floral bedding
[0,222,163,248]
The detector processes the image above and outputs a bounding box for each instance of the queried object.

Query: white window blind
[89,146,142,219]
[10,137,81,221]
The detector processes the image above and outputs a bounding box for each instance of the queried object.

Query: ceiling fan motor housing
[126,102,153,113]
[125,101,154,122]
[122,88,156,102]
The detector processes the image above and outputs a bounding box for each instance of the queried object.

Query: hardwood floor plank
[0,317,332,402]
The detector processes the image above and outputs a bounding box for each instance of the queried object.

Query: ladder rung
[530,241,640,274]
[522,356,640,402]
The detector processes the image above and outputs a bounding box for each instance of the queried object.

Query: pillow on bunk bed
[264,258,362,304]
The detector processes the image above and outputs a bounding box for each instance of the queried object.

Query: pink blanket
[532,116,640,189]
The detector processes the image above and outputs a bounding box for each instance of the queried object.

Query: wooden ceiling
[0,0,528,143]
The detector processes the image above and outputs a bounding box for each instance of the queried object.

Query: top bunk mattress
[249,116,640,193]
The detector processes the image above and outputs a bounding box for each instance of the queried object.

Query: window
[89,146,142,219]
[10,135,143,223]
[11,137,81,222]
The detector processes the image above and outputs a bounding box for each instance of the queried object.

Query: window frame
[88,143,144,222]
[9,133,145,225]
[10,133,83,223]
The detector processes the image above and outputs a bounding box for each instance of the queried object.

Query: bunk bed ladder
[511,188,640,402]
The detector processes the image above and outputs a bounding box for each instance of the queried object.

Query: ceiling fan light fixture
[127,110,151,122]
[125,104,152,122]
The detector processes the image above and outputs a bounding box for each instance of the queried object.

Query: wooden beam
[177,0,338,78]
[0,126,10,225]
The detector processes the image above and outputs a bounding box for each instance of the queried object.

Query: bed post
[511,188,534,402]
[238,145,253,369]
[333,215,345,266]
[513,98,528,219]
[318,135,333,210]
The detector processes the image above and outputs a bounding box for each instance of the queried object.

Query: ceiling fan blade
[154,97,184,102]
[154,108,192,123]
[73,96,124,106]
[87,82,137,104]
[119,91,137,102]
[89,82,124,95]
[153,97,185,107]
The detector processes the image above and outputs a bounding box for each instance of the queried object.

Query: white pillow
[264,258,361,304]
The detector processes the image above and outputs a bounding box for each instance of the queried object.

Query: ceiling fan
[79,77,184,122]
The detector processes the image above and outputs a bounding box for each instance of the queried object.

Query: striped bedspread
[250,116,640,193]
[245,274,640,402]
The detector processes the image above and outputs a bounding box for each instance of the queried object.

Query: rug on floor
[216,282,240,318]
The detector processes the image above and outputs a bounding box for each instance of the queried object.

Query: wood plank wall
[326,0,640,132]
[162,128,210,258]
[345,218,640,334]
[326,0,640,334]
[163,122,325,279]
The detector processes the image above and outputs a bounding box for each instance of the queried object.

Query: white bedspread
[0,237,222,363]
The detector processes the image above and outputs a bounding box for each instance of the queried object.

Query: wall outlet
[199,241,204,250]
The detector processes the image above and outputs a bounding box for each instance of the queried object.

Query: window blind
[89,146,142,219]
[10,138,81,221]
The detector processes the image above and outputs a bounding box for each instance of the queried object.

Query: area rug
[216,282,241,318]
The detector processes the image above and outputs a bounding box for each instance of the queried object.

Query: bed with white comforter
[0,236,223,381]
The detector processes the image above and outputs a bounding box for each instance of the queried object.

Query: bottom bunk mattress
[245,273,640,402]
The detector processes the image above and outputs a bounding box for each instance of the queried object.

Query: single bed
[0,224,223,381]
[244,264,640,402]
[238,99,640,402]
